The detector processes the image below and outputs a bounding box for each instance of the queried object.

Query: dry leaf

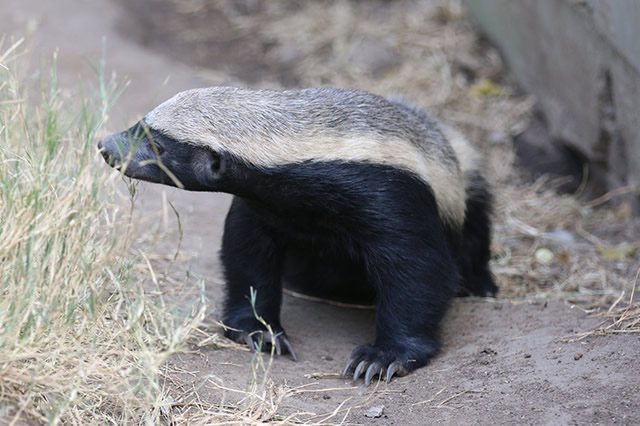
[597,242,639,261]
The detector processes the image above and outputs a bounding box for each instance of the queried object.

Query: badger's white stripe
[145,87,468,229]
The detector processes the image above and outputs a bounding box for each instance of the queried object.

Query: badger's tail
[442,125,497,296]
[458,173,497,296]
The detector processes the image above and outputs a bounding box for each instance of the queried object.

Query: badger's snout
[97,135,127,168]
[97,128,174,185]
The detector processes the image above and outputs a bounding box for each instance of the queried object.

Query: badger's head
[97,91,229,191]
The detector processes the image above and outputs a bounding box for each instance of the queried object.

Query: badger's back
[145,87,469,228]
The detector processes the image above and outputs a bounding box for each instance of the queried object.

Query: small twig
[575,221,605,246]
[303,372,342,379]
[293,386,358,394]
[628,267,639,308]
[435,389,486,407]
[412,387,446,406]
[607,291,626,314]
[315,396,353,425]
[584,184,636,208]
[207,379,266,398]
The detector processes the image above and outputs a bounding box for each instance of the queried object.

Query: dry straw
[0,38,207,424]
[0,37,302,426]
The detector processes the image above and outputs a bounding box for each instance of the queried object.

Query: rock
[464,0,640,212]
[535,248,554,264]
[364,405,385,418]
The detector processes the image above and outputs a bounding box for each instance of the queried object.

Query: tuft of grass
[0,38,205,424]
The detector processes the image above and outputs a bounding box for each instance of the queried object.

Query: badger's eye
[150,140,165,155]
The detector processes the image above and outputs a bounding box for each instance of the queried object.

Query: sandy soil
[171,300,639,425]
[3,0,638,424]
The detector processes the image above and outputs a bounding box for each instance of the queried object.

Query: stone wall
[464,0,640,210]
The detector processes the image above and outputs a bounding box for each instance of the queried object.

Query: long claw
[244,334,255,352]
[385,361,407,383]
[353,360,369,381]
[281,336,298,361]
[342,359,356,377]
[364,362,383,386]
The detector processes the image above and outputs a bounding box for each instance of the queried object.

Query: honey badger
[98,86,497,385]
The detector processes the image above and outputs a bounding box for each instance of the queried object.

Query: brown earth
[3,0,639,424]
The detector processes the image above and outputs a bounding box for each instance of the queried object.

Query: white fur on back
[145,87,468,229]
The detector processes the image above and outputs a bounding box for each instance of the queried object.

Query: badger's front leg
[342,196,459,385]
[220,197,297,360]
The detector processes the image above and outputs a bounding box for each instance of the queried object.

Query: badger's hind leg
[221,197,297,360]
[458,174,498,297]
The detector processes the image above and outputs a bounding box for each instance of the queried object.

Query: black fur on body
[97,87,497,385]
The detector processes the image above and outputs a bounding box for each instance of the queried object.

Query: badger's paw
[342,343,435,385]
[224,318,298,361]
[458,270,498,298]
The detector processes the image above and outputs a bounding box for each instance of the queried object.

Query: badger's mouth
[97,132,134,172]
[97,142,123,169]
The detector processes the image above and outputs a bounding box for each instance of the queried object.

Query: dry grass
[568,267,640,341]
[0,39,207,424]
[0,35,299,426]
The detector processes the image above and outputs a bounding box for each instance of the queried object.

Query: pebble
[364,405,385,418]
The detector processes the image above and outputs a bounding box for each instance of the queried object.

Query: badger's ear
[194,149,228,188]
[210,150,225,180]
[209,151,224,179]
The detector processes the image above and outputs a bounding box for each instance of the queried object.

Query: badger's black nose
[97,136,122,167]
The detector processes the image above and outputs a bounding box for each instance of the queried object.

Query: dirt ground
[3,0,639,424]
